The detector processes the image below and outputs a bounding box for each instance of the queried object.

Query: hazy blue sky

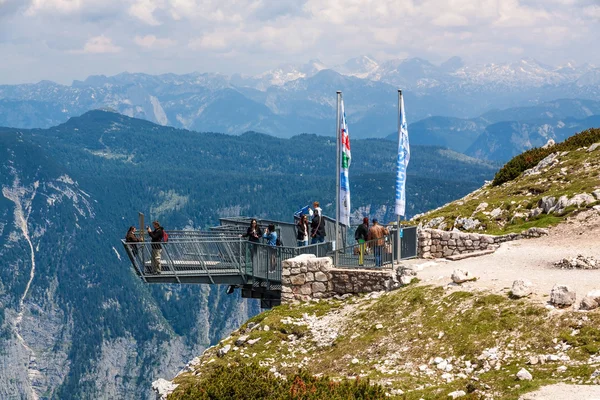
[1,0,599,84]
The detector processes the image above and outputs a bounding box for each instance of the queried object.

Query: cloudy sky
[1,0,599,84]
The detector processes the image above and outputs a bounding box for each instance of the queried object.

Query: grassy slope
[170,285,600,399]
[411,144,600,235]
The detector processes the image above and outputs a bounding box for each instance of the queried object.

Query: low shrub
[492,128,600,186]
[173,364,387,400]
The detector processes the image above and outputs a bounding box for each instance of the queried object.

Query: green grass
[170,286,600,399]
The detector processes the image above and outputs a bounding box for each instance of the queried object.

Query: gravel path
[408,210,600,305]
[518,383,600,399]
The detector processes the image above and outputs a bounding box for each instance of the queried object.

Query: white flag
[339,99,351,226]
[395,95,410,216]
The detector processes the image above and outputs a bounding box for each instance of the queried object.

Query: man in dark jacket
[310,207,326,244]
[147,221,164,274]
[354,217,369,266]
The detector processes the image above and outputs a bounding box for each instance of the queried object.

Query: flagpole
[335,91,341,265]
[396,89,402,263]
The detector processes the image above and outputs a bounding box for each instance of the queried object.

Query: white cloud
[80,35,122,53]
[128,0,161,25]
[2,0,600,83]
[134,34,175,48]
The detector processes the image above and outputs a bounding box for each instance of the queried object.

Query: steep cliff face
[0,131,258,399]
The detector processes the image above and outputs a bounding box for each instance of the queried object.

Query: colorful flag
[340,99,351,226]
[395,95,410,216]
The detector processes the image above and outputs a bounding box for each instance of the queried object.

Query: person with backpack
[310,202,326,244]
[147,220,165,274]
[354,217,369,266]
[367,219,389,267]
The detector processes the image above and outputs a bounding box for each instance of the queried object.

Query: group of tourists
[125,201,393,275]
[353,217,390,267]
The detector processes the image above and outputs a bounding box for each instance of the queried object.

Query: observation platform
[122,216,417,308]
[122,216,339,307]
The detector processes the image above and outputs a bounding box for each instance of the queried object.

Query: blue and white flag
[395,95,410,216]
[339,99,351,226]
[294,205,311,218]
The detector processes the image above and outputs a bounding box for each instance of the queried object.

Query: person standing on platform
[125,226,142,258]
[263,224,278,272]
[354,217,369,266]
[368,219,389,267]
[296,214,309,247]
[310,202,326,244]
[147,221,164,274]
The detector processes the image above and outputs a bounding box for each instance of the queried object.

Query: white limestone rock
[448,390,466,399]
[542,138,556,149]
[511,280,533,298]
[152,378,179,400]
[217,344,231,357]
[538,196,556,213]
[568,193,596,208]
[235,335,249,346]
[451,269,476,284]
[490,207,503,219]
[550,285,576,307]
[587,143,600,152]
[516,368,533,381]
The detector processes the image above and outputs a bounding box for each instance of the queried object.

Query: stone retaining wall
[418,227,548,259]
[281,254,400,303]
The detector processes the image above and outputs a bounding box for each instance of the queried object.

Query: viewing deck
[122,217,417,307]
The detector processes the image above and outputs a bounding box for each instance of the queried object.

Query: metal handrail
[333,233,396,269]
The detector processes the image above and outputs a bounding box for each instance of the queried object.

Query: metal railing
[334,233,396,269]
[123,237,334,285]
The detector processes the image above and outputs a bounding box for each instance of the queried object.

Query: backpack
[162,230,169,242]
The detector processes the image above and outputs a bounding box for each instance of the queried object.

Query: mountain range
[1,56,599,142]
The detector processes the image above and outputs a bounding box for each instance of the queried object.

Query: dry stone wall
[418,227,548,259]
[281,254,400,303]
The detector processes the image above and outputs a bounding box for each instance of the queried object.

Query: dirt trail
[407,209,600,305]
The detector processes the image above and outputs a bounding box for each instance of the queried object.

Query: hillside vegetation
[412,128,600,234]
[169,285,600,399]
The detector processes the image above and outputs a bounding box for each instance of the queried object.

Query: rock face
[511,280,533,298]
[550,285,576,307]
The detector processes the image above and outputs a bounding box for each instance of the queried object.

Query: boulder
[550,285,576,307]
[568,193,596,208]
[490,208,503,219]
[549,195,569,214]
[474,202,489,213]
[516,368,533,381]
[538,196,556,213]
[542,139,556,149]
[451,269,476,284]
[580,290,600,310]
[529,207,543,218]
[217,344,231,357]
[235,335,249,346]
[593,190,600,201]
[511,280,533,298]
[448,390,466,399]
[455,217,480,231]
[523,153,558,176]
